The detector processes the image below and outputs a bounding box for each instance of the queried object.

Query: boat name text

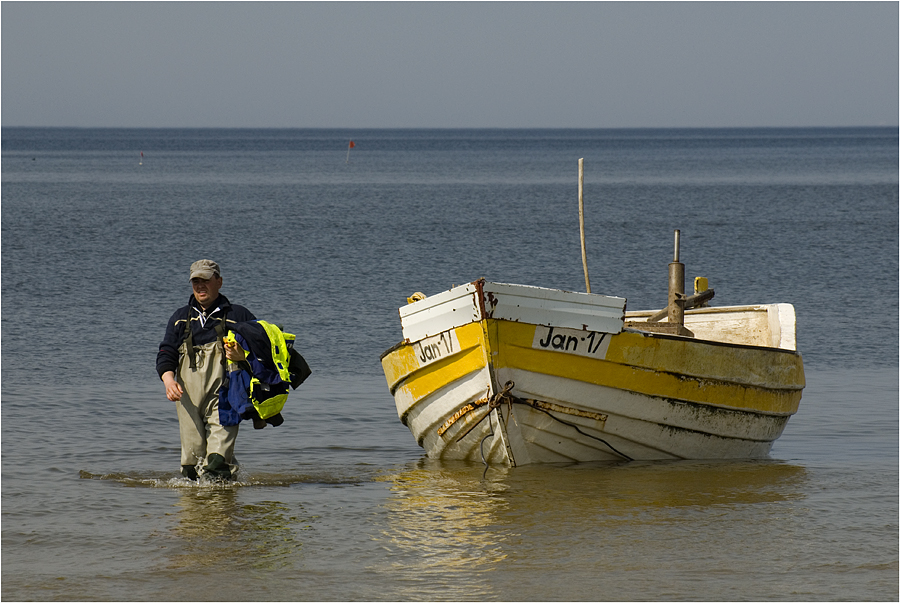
[414,329,461,367]
[532,326,612,358]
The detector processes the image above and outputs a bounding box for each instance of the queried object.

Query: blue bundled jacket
[218,321,311,427]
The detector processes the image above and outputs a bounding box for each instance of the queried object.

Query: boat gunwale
[626,304,787,317]
[621,327,803,356]
[379,340,406,361]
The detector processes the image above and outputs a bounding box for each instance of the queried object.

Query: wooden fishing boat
[380,233,805,466]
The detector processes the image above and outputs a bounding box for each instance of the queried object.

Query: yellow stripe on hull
[491,320,804,415]
[382,322,487,405]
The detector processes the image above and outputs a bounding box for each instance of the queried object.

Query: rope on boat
[457,380,633,462]
[480,411,497,477]
[492,380,517,418]
[480,433,493,467]
[454,381,515,444]
[526,404,633,461]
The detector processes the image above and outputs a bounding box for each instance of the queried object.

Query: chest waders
[178,308,237,481]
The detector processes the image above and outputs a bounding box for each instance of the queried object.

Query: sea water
[2,127,897,601]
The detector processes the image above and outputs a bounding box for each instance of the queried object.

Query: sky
[1,1,897,128]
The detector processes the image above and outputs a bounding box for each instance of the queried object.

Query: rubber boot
[204,453,232,481]
[181,465,199,481]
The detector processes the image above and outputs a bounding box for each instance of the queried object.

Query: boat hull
[381,281,804,466]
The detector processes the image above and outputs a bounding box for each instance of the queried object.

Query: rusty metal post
[578,158,591,293]
[668,229,684,326]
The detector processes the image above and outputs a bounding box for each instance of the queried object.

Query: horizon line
[2,124,897,131]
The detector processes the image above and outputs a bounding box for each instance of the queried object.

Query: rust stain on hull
[521,398,609,427]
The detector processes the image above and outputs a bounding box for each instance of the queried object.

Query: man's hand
[162,371,183,401]
[223,338,247,362]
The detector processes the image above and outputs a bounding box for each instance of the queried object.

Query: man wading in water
[156,260,256,480]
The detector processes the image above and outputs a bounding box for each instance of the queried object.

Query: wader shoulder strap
[214,310,228,367]
[183,307,228,370]
[184,315,196,370]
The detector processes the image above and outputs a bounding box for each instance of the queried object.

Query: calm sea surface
[2,127,897,601]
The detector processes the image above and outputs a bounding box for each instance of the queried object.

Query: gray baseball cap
[189,259,220,280]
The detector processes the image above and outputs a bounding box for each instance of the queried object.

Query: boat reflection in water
[374,458,809,599]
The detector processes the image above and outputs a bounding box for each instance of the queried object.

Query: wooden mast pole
[579,158,591,293]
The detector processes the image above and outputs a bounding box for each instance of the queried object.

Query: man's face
[191,275,222,309]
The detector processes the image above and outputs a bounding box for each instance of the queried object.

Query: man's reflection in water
[165,488,311,571]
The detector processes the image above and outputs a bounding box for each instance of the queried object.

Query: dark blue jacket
[156,294,256,379]
[218,327,289,426]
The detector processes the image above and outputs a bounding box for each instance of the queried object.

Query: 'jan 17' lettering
[415,331,456,364]
[536,326,608,355]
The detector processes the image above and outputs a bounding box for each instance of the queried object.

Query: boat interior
[624,304,798,351]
